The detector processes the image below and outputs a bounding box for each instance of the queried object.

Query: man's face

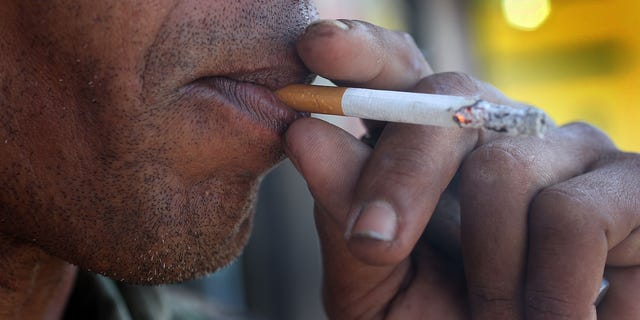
[0,0,316,283]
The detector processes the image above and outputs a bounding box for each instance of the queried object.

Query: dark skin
[286,20,640,319]
[1,1,639,319]
[1,0,315,317]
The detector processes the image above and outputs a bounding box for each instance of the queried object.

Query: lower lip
[189,77,308,135]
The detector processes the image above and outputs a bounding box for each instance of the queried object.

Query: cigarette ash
[453,100,550,137]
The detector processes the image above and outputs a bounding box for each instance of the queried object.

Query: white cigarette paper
[276,85,551,137]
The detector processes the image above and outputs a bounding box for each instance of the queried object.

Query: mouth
[184,70,314,136]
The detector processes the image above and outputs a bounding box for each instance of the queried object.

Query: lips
[184,66,313,137]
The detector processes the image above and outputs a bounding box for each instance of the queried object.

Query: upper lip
[191,50,315,91]
[181,52,314,134]
[222,65,315,91]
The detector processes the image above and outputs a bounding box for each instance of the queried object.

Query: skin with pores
[1,0,315,284]
[2,1,640,319]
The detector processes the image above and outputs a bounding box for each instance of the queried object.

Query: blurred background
[173,1,640,319]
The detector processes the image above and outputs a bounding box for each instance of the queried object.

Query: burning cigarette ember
[453,100,550,137]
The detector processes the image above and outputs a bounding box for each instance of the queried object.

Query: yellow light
[501,0,551,31]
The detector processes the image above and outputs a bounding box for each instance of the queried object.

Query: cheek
[140,95,286,183]
[63,102,266,275]
[1,75,270,283]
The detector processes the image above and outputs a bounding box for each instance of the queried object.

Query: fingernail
[305,19,350,34]
[348,201,397,241]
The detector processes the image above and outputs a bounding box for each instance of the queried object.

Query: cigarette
[275,84,551,137]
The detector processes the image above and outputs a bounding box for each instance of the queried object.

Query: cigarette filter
[276,84,551,137]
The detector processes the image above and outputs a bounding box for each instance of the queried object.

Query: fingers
[525,153,640,319]
[284,118,411,318]
[285,117,472,318]
[297,19,432,90]
[344,122,471,266]
[297,18,495,268]
[290,20,466,316]
[459,123,615,319]
[345,72,523,267]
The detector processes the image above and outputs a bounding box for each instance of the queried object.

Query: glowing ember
[453,107,473,124]
[453,100,551,137]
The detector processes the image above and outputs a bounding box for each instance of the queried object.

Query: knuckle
[461,142,542,191]
[529,186,605,243]
[623,153,640,179]
[562,121,604,138]
[560,122,617,152]
[468,284,519,316]
[532,187,591,224]
[395,30,416,45]
[392,31,429,80]
[418,71,481,96]
[525,289,578,319]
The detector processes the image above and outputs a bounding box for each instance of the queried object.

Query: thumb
[283,117,411,318]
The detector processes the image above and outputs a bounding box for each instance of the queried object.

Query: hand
[284,19,640,319]
[285,19,480,319]
[456,122,640,319]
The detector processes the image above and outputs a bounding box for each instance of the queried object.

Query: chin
[115,215,254,285]
[53,170,263,285]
